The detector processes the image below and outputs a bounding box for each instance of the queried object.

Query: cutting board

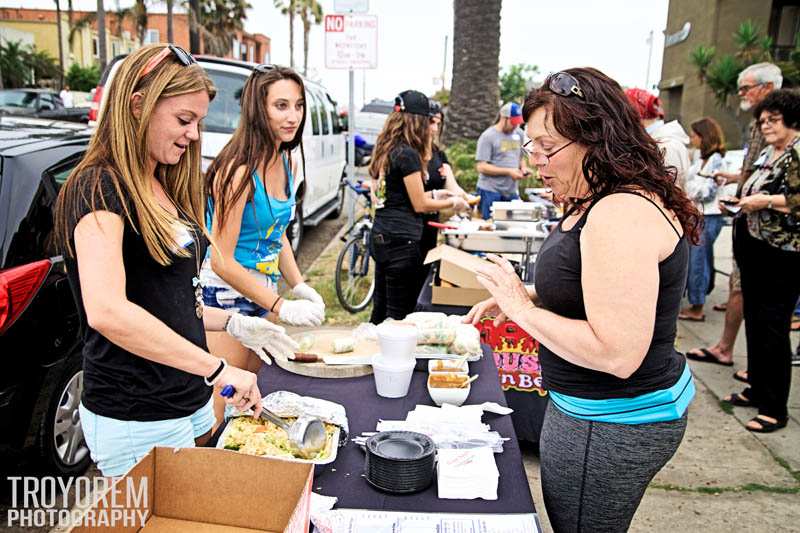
[275,329,376,378]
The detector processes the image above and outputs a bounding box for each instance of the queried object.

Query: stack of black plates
[364,431,436,494]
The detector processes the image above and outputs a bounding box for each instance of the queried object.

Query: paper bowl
[428,359,469,373]
[427,372,470,407]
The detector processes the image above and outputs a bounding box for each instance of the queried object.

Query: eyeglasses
[737,82,764,96]
[139,45,195,79]
[522,139,574,166]
[756,115,783,127]
[547,72,585,100]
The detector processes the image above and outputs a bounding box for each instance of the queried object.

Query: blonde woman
[54,45,297,477]
[368,90,469,323]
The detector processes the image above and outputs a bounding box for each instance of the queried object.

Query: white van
[94,55,347,252]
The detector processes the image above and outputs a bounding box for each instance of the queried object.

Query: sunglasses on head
[253,64,273,75]
[547,72,585,100]
[139,45,195,79]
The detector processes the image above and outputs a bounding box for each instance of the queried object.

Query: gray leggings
[540,403,687,533]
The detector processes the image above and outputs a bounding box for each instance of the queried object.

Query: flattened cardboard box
[424,245,491,306]
[423,244,489,290]
[70,446,313,533]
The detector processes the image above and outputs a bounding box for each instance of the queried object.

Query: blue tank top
[207,153,295,285]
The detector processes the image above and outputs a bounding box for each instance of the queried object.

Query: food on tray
[331,336,356,354]
[478,223,495,231]
[223,415,337,460]
[430,359,468,372]
[414,345,450,355]
[296,333,315,352]
[416,327,457,346]
[451,323,482,357]
[428,372,470,389]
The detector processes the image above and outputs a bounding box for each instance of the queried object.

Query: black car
[0,116,92,475]
[0,89,89,124]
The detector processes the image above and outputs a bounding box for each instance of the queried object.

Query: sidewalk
[524,224,800,532]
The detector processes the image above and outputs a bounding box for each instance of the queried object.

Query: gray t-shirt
[475,126,523,195]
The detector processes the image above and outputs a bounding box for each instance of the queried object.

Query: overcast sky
[9,0,669,109]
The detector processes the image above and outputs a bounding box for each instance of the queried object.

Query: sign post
[325,13,378,224]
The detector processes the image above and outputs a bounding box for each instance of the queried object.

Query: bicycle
[334,179,375,313]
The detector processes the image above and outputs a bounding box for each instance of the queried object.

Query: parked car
[92,55,348,253]
[0,117,93,475]
[0,89,89,123]
[354,98,393,145]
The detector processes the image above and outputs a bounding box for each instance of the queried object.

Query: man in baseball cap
[474,102,530,219]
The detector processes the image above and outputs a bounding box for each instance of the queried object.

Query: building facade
[659,0,799,146]
[0,8,270,75]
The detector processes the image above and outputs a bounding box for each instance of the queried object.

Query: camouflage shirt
[740,137,800,252]
[741,119,767,183]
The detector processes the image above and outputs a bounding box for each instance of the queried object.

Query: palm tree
[97,0,108,72]
[443,0,501,145]
[297,0,322,76]
[274,0,297,68]
[166,0,174,43]
[133,0,148,45]
[196,0,251,57]
[188,0,200,53]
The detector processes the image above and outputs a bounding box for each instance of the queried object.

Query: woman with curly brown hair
[465,68,701,532]
[368,90,469,323]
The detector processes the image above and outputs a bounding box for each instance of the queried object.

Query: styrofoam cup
[376,322,417,362]
[372,354,416,398]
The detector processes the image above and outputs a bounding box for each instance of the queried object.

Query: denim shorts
[79,397,215,477]
[202,285,268,318]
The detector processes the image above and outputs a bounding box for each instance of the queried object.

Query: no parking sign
[324,14,378,70]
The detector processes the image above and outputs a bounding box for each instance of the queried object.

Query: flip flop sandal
[678,313,705,322]
[722,391,753,408]
[713,303,727,312]
[746,416,788,433]
[686,348,734,366]
[733,370,749,383]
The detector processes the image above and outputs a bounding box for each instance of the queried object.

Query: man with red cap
[625,88,690,190]
[475,102,531,220]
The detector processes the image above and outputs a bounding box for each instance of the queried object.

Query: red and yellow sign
[477,317,547,396]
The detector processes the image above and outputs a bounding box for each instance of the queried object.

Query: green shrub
[445,139,479,193]
[65,63,101,92]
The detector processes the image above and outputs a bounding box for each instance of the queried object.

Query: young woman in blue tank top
[465,69,703,532]
[201,66,325,427]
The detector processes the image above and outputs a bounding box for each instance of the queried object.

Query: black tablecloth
[238,353,535,514]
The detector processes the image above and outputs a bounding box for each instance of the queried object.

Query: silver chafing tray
[490,201,547,222]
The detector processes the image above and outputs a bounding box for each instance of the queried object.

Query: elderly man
[475,102,531,220]
[687,62,782,371]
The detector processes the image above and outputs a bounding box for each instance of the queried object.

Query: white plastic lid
[376,322,418,341]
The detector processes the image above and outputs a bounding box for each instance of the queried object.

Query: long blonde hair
[368,111,431,180]
[55,44,216,265]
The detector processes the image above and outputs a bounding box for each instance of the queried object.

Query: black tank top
[534,192,689,399]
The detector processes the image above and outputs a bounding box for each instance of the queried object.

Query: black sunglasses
[139,44,195,78]
[548,72,585,100]
[253,64,273,75]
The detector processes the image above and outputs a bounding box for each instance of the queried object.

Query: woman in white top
[680,117,729,322]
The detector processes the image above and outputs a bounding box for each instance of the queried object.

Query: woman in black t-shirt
[368,90,469,323]
[53,45,297,477]
[419,107,475,274]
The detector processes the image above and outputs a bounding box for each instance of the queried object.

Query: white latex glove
[278,298,325,327]
[226,313,299,362]
[450,197,470,213]
[432,189,455,200]
[291,282,325,306]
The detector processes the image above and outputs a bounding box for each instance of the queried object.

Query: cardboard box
[70,447,313,533]
[424,245,491,306]
[423,245,489,290]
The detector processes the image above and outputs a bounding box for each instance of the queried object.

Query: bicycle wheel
[335,235,375,313]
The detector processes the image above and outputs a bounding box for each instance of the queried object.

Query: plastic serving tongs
[220,385,327,458]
